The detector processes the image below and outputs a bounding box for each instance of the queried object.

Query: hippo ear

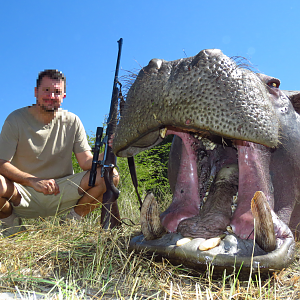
[283,90,300,115]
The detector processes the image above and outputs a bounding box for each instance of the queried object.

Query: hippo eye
[267,80,280,88]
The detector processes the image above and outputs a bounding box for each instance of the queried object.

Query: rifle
[88,38,123,229]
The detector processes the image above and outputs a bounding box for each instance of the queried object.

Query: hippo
[113,49,300,273]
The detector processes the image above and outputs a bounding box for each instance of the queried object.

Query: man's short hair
[36,69,66,92]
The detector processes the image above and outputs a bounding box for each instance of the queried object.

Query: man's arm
[0,159,60,195]
[75,151,104,171]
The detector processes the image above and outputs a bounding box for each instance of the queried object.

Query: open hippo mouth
[131,129,294,273]
[113,49,298,273]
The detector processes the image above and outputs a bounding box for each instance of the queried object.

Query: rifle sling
[127,156,143,210]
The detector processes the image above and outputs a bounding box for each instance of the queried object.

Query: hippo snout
[113,48,280,157]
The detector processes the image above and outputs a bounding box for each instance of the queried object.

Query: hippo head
[113,49,300,273]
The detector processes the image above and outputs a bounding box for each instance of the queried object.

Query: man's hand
[0,159,60,195]
[29,178,60,195]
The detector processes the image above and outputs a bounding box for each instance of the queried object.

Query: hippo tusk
[251,191,276,252]
[140,192,167,240]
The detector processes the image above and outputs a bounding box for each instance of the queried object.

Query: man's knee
[0,175,11,198]
[112,168,119,187]
[0,175,5,195]
[79,167,119,195]
[79,169,104,194]
[95,168,119,190]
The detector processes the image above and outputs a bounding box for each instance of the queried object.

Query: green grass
[0,184,300,299]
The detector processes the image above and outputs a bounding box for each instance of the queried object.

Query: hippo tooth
[140,192,166,240]
[231,193,238,214]
[226,225,234,234]
[232,194,238,204]
[251,191,276,252]
[201,138,217,150]
[176,237,193,246]
[231,204,237,213]
[159,128,168,139]
[199,237,221,251]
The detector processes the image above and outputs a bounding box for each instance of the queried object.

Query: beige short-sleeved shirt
[0,107,91,179]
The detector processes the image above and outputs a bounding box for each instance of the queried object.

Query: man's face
[34,76,66,112]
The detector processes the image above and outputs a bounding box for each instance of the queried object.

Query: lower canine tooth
[199,237,221,251]
[140,192,166,240]
[251,191,276,252]
[176,237,192,246]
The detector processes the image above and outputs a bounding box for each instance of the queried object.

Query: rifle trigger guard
[101,163,116,177]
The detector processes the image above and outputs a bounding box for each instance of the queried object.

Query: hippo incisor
[113,49,300,273]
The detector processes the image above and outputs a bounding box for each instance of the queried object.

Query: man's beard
[40,105,58,112]
[38,100,60,112]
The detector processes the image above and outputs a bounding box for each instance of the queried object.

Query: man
[0,69,118,237]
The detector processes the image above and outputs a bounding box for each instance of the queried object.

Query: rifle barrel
[107,38,123,126]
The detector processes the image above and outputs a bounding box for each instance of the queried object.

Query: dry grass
[0,189,300,299]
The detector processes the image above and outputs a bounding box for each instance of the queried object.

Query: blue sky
[1,0,299,134]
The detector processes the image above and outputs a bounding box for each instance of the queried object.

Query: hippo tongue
[160,130,201,232]
[231,141,273,239]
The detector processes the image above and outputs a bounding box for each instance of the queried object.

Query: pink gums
[160,130,201,232]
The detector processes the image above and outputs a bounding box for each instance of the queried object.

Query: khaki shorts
[13,172,87,219]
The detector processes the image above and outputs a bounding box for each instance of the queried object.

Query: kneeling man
[0,69,118,237]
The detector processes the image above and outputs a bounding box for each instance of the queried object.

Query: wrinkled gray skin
[113,49,300,273]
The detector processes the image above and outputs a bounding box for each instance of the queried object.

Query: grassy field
[0,185,300,299]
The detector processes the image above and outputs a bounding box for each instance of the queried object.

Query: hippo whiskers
[114,48,300,273]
